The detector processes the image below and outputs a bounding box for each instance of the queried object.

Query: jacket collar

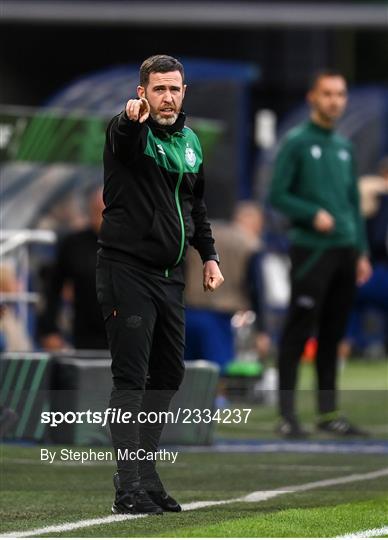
[146,112,186,138]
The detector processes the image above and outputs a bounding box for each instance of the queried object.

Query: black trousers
[278,246,357,420]
[96,255,185,490]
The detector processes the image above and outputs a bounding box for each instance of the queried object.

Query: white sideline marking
[335,525,388,538]
[1,467,388,538]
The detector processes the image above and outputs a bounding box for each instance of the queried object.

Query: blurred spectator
[37,190,88,234]
[0,263,32,352]
[340,158,388,357]
[184,201,270,372]
[38,188,107,351]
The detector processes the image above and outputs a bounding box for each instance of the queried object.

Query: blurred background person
[185,201,271,373]
[0,263,32,352]
[269,71,372,439]
[340,157,388,358]
[0,265,30,441]
[37,188,107,351]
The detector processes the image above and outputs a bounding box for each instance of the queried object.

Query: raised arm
[106,98,150,163]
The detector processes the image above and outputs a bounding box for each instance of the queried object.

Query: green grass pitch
[1,360,387,538]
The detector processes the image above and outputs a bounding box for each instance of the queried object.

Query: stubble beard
[316,104,344,126]
[312,108,337,129]
[152,112,179,126]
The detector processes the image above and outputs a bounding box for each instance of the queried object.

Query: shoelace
[118,489,153,505]
[133,489,158,505]
[330,419,351,433]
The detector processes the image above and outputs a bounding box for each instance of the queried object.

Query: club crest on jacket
[185,146,196,167]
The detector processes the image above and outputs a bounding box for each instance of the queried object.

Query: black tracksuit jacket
[98,110,217,273]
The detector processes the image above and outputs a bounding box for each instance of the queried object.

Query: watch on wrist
[205,254,220,265]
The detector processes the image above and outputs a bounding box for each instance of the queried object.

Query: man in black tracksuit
[96,55,224,515]
[269,71,372,439]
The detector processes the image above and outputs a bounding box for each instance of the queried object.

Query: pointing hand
[125,98,150,123]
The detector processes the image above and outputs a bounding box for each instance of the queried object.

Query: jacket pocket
[137,207,181,267]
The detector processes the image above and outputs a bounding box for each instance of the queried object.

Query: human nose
[162,91,173,103]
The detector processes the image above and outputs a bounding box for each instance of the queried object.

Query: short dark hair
[309,69,346,90]
[139,55,184,86]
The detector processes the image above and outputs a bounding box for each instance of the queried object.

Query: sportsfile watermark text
[41,408,252,427]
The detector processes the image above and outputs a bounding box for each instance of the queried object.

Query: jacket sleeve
[190,164,218,263]
[268,137,320,224]
[106,109,147,164]
[349,148,368,254]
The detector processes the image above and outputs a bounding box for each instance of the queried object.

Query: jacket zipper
[164,136,185,276]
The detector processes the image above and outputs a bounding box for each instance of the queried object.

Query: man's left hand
[203,260,224,292]
[356,255,372,286]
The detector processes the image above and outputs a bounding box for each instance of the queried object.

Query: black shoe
[317,416,369,437]
[147,489,182,512]
[277,418,310,439]
[112,473,163,515]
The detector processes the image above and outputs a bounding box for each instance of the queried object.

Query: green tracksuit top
[269,120,367,253]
